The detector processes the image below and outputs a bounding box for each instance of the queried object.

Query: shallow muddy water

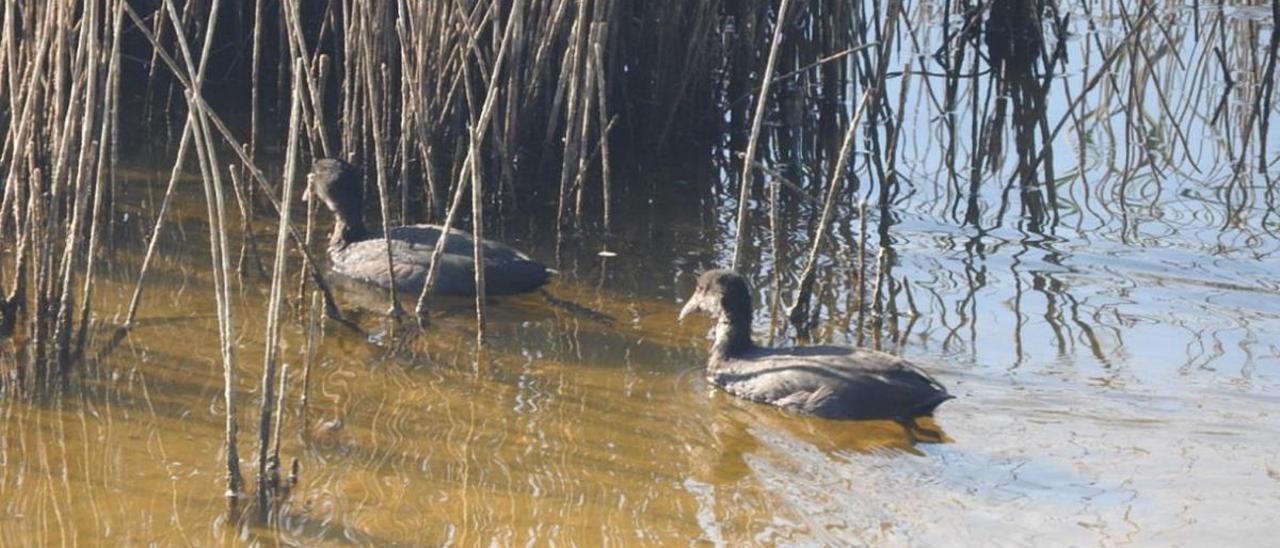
[4,3,1280,547]
[5,156,1278,544]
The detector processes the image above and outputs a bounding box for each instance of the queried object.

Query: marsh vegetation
[1,0,1278,543]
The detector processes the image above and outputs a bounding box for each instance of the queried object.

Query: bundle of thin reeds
[0,0,124,391]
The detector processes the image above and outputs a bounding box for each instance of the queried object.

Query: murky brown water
[5,154,1278,544]
[4,4,1280,546]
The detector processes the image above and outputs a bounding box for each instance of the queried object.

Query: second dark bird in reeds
[308,158,551,296]
[679,270,952,420]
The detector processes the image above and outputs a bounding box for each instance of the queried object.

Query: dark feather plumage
[681,270,952,420]
[309,158,551,296]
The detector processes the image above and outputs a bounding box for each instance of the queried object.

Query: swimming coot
[679,270,952,420]
[308,158,551,296]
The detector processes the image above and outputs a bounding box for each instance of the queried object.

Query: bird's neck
[710,313,754,362]
[329,218,368,249]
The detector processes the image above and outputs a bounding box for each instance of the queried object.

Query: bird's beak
[678,294,700,322]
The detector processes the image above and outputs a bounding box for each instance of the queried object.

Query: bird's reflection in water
[692,389,950,485]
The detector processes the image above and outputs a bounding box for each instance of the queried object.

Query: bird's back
[710,345,951,420]
[328,224,550,296]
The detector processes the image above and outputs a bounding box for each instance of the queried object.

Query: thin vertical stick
[360,12,403,317]
[256,57,304,516]
[228,165,265,279]
[269,363,290,491]
[592,34,613,231]
[414,0,520,329]
[731,0,792,271]
[871,246,889,349]
[766,173,783,345]
[75,0,125,358]
[122,124,194,327]
[469,81,487,344]
[856,199,869,345]
[786,90,873,331]
[571,16,605,222]
[413,161,472,322]
[249,0,264,161]
[300,290,320,432]
[158,0,242,508]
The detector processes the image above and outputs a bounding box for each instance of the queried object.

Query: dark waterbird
[308,158,551,296]
[679,270,952,420]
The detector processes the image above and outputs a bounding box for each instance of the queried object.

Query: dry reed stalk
[1234,0,1280,175]
[280,0,332,157]
[122,123,195,327]
[355,3,404,318]
[413,155,472,323]
[52,0,102,375]
[190,71,249,512]
[0,4,51,350]
[255,57,304,517]
[592,34,614,230]
[1020,9,1154,186]
[74,1,124,359]
[228,165,266,279]
[0,13,48,251]
[571,6,612,222]
[414,0,520,338]
[884,59,913,189]
[870,246,889,349]
[0,9,52,182]
[0,7,11,122]
[26,168,46,389]
[861,0,903,200]
[300,290,321,432]
[249,0,265,161]
[472,0,523,343]
[571,21,599,222]
[122,2,345,321]
[340,0,358,158]
[468,66,488,344]
[567,115,617,213]
[124,0,218,326]
[496,6,522,207]
[522,0,569,109]
[15,12,55,385]
[269,363,290,488]
[783,0,906,332]
[399,54,413,217]
[731,0,792,271]
[554,0,591,229]
[855,199,869,345]
[766,173,783,344]
[154,0,244,507]
[785,89,873,333]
